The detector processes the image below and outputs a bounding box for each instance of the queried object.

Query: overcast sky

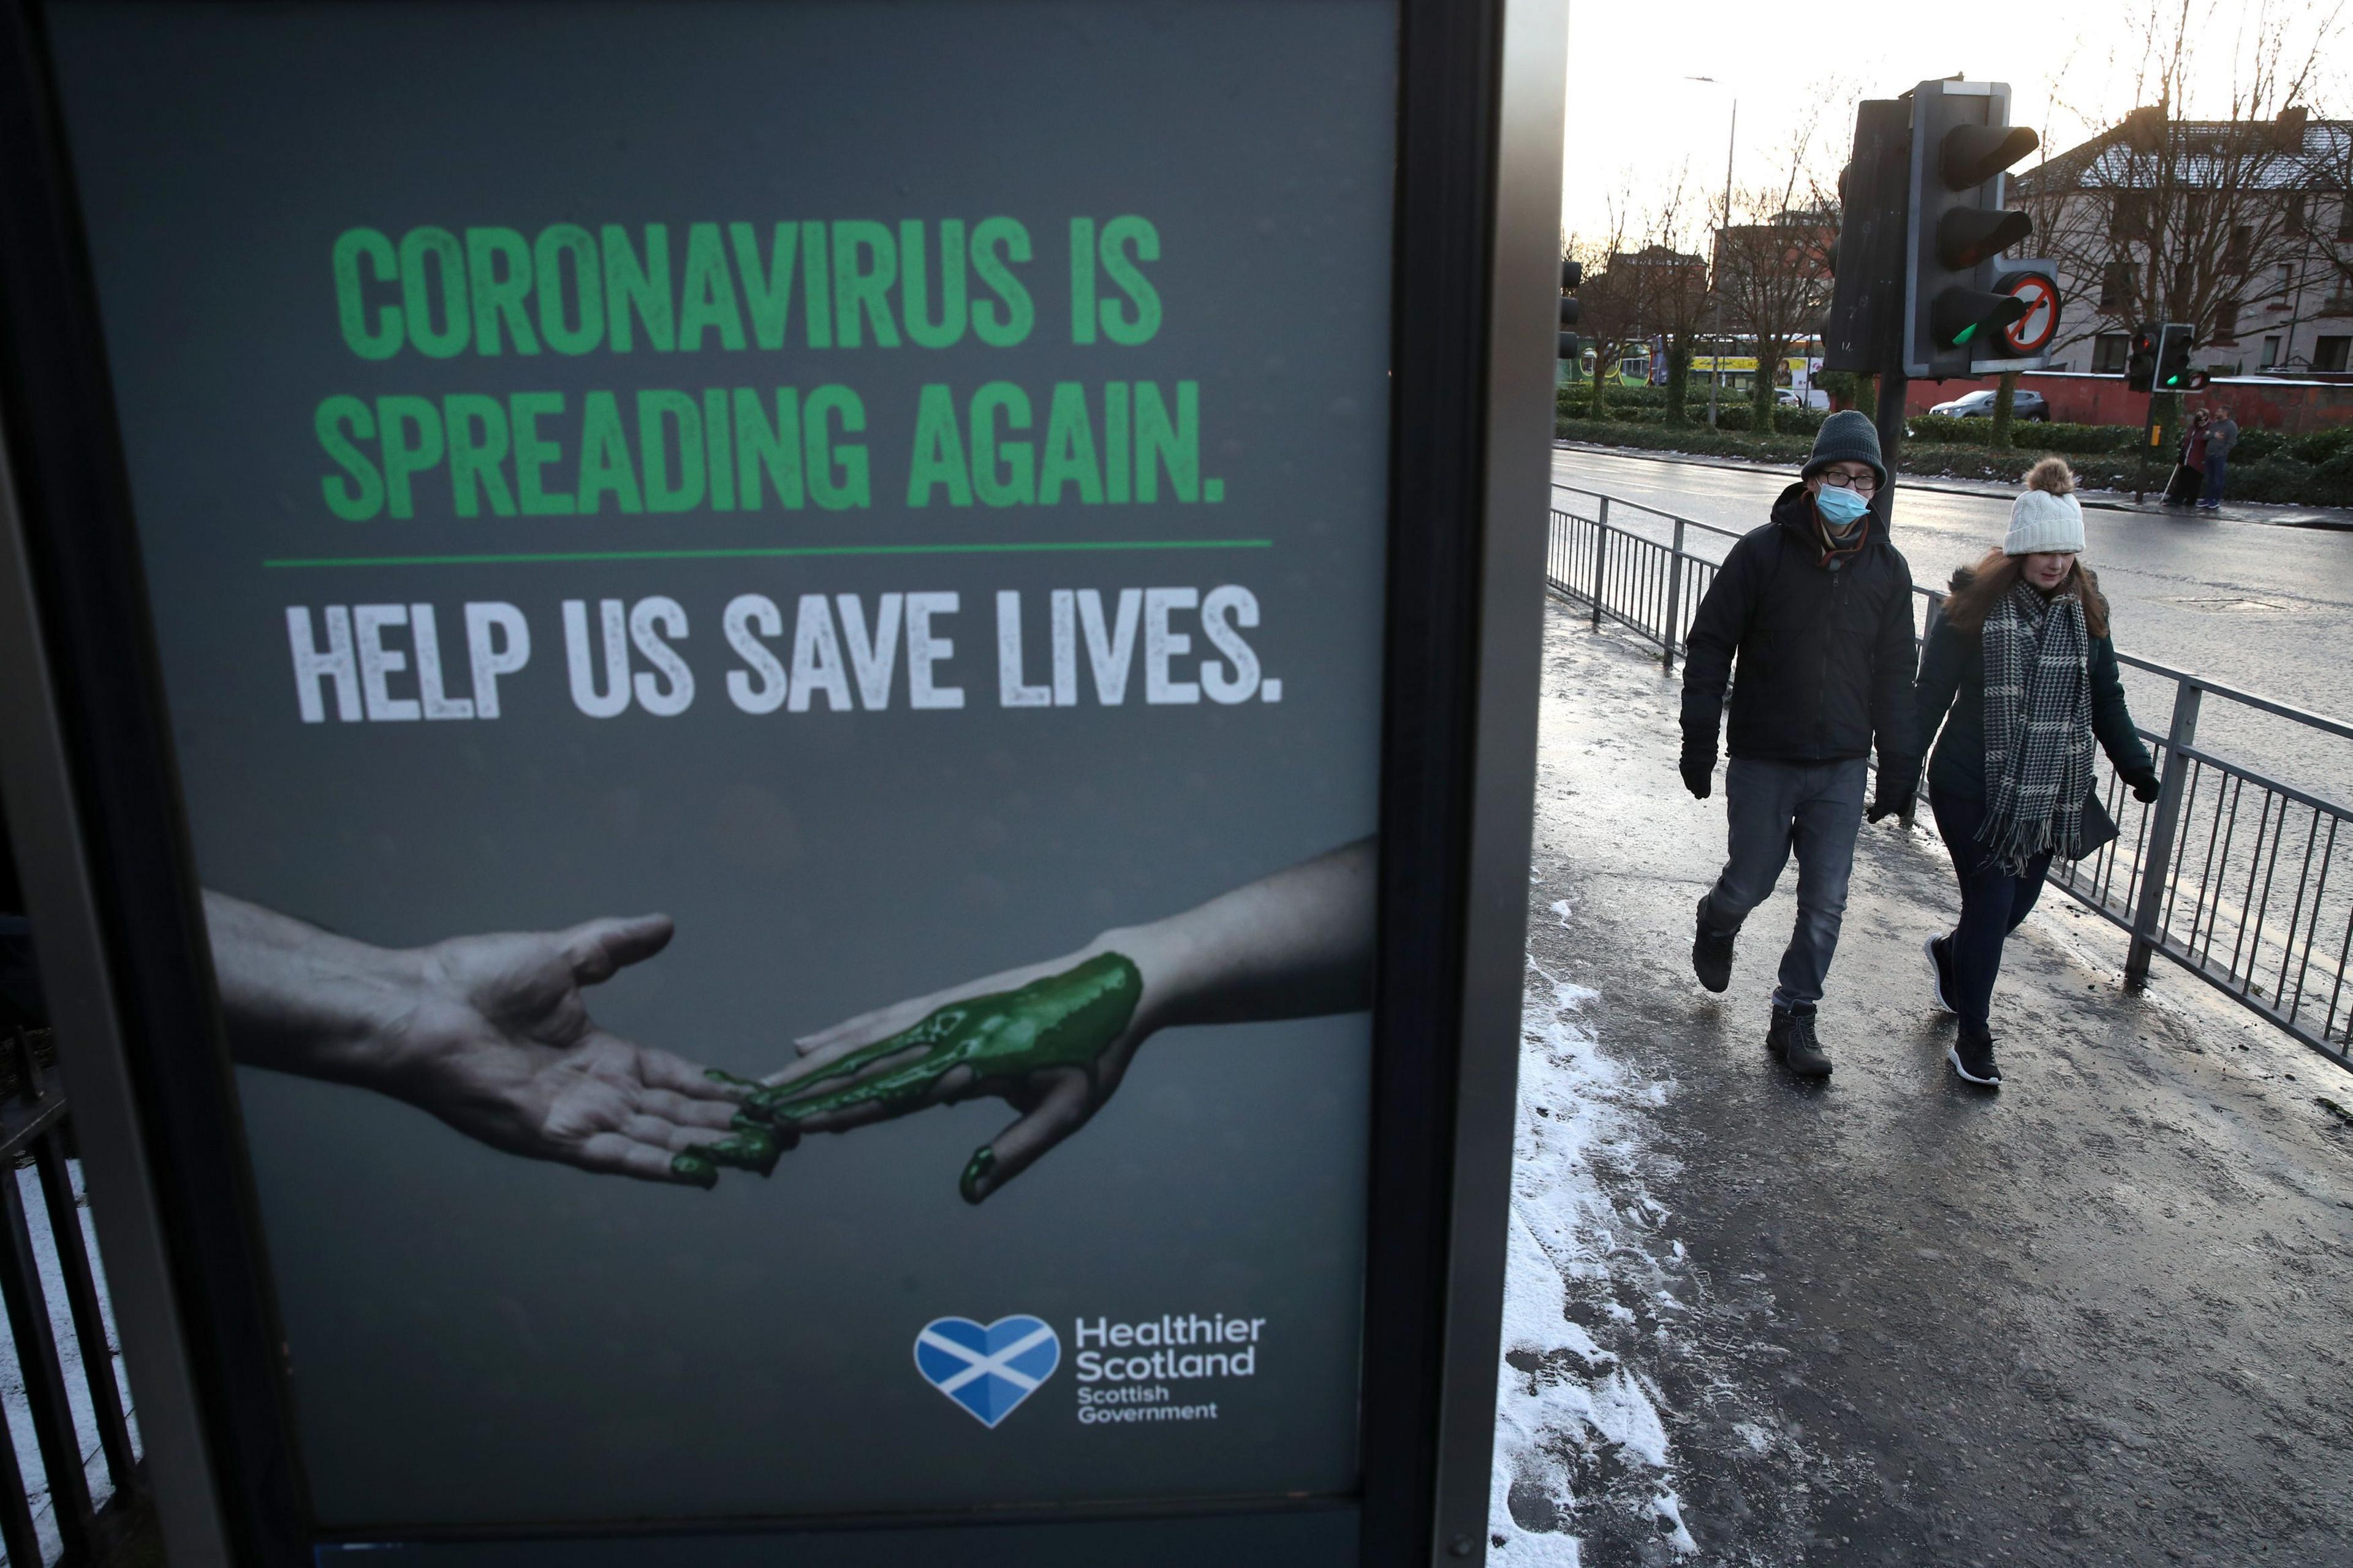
[1558,0,2349,248]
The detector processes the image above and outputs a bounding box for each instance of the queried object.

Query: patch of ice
[1490,961,1696,1562]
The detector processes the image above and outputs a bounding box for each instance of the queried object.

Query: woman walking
[1913,458,2161,1086]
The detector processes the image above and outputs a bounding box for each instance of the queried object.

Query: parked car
[1928,388,2050,422]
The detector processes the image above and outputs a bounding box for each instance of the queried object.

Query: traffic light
[2125,323,2159,392]
[2156,326,2196,390]
[1904,79,2039,377]
[1821,99,1912,373]
[2128,323,2199,392]
[1558,259,1582,363]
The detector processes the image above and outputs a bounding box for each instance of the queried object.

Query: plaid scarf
[1978,580,2094,875]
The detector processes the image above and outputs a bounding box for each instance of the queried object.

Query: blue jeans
[1699,757,1869,1010]
[1929,790,2053,1034]
[2201,451,2229,504]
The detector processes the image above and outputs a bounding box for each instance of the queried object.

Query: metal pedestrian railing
[1548,484,2353,1072]
[0,1023,143,1566]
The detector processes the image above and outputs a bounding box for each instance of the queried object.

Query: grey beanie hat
[1803,409,1887,488]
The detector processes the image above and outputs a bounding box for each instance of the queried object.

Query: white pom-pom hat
[2004,456,2085,555]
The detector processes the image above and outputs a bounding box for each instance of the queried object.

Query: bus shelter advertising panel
[28,0,1414,1550]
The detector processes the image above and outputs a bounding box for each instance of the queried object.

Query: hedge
[1554,418,1813,466]
[1553,419,2353,508]
[1904,415,2139,454]
[2235,426,2353,467]
[1556,383,1827,436]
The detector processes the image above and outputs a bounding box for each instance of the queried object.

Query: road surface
[1551,447,2353,805]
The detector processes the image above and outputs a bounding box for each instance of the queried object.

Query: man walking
[1680,410,1920,1078]
[2197,405,2238,511]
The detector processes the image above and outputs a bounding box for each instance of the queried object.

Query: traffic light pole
[1874,366,1909,831]
[2136,397,2154,504]
[1873,369,1907,520]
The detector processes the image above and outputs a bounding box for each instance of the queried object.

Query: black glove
[2124,767,2162,804]
[1680,742,1715,800]
[1867,757,1920,824]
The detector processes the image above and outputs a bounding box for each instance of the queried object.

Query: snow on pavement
[1490,937,1700,1564]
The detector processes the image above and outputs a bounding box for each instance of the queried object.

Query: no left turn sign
[2001,272,2058,355]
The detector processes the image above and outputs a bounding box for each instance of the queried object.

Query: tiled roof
[2018,117,2351,194]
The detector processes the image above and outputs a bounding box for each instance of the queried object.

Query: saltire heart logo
[913,1314,1061,1428]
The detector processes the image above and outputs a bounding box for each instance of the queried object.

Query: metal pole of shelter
[2128,681,2203,985]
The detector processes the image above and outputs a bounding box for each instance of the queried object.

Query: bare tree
[1633,168,1714,425]
[2300,114,2353,312]
[1711,119,1835,434]
[2019,0,2344,367]
[1565,188,1638,419]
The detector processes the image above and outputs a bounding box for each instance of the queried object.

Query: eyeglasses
[1820,471,1879,494]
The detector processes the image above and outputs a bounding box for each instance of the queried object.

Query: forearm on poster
[203,889,423,1084]
[1134,835,1375,1029]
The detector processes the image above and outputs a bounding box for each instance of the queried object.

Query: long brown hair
[1942,456,2109,637]
[1943,550,2109,638]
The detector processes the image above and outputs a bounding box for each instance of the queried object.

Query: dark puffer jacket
[1680,483,1919,770]
[1912,566,2153,800]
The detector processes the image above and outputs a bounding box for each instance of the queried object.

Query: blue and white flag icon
[913,1314,1061,1428]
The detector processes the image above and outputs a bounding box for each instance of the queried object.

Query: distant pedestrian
[2163,410,2209,506]
[2197,406,2239,510]
[1680,410,1921,1080]
[1913,458,2161,1087]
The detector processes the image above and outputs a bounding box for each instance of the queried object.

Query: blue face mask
[1814,483,1871,528]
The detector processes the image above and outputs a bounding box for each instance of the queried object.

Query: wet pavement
[1493,601,2353,1568]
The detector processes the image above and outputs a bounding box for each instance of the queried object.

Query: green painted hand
[682,952,1146,1201]
[757,953,1140,1121]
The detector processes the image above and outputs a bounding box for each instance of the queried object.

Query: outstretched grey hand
[205,890,754,1186]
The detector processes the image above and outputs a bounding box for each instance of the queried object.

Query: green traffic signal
[2154,325,2195,390]
[1930,287,2029,351]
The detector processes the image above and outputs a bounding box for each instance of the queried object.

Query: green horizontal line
[260,539,1275,569]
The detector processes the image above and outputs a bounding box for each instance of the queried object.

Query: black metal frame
[0,1,1548,1561]
[0,1026,144,1565]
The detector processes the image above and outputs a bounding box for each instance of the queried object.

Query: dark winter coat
[1680,483,1919,769]
[1912,567,2153,801]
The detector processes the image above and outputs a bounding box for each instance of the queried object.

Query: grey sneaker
[1692,896,1735,993]
[1949,1028,2001,1087]
[1925,934,1957,1015]
[1767,1005,1832,1078]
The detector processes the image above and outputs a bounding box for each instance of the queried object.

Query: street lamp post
[1688,77,1735,429]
